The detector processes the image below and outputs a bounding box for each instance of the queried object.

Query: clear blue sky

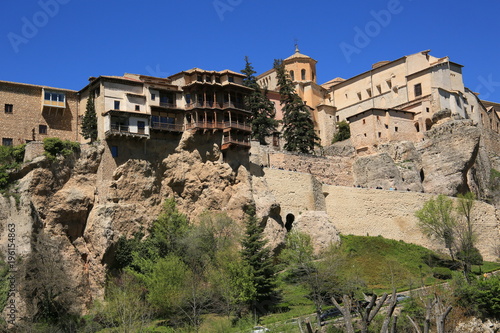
[2,0,500,102]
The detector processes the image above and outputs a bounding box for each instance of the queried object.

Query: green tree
[274,59,319,153]
[241,57,278,145]
[81,91,98,142]
[455,192,483,278]
[279,230,324,326]
[240,207,277,313]
[332,120,351,143]
[415,194,456,260]
[93,272,151,332]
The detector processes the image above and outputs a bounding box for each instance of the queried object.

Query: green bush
[332,121,350,143]
[0,144,25,190]
[432,267,453,280]
[454,274,500,319]
[43,138,79,159]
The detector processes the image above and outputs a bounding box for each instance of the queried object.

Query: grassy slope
[260,235,500,329]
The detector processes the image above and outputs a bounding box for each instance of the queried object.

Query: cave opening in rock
[420,169,425,182]
[285,213,295,232]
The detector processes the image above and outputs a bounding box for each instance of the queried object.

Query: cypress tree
[274,59,319,153]
[81,92,98,142]
[241,57,278,145]
[240,206,276,312]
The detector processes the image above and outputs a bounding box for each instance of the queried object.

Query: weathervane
[294,38,299,53]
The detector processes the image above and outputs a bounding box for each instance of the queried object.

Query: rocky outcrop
[417,120,481,195]
[293,211,340,254]
[352,120,485,197]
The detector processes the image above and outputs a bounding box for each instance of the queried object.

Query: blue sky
[2,0,500,102]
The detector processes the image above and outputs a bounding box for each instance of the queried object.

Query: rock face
[352,120,487,197]
[293,211,340,254]
[417,120,481,195]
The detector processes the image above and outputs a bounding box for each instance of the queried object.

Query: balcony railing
[221,137,251,149]
[223,121,251,132]
[185,121,224,130]
[222,101,248,111]
[151,122,184,132]
[185,101,248,111]
[159,102,177,108]
[106,124,149,138]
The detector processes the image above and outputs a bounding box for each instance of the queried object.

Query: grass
[338,235,442,292]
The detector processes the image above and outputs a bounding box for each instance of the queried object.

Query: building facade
[258,49,498,153]
[77,69,253,153]
[0,80,79,146]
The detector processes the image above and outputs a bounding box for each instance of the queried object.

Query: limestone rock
[353,153,403,190]
[417,120,481,195]
[293,211,340,254]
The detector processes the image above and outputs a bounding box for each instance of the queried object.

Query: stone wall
[261,167,499,261]
[0,81,79,146]
[265,151,354,186]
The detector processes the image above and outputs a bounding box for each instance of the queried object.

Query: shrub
[43,138,80,159]
[332,121,350,143]
[432,267,453,280]
[0,144,25,189]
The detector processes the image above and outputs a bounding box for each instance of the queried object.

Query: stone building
[0,80,79,146]
[257,46,336,146]
[257,48,499,153]
[76,69,253,157]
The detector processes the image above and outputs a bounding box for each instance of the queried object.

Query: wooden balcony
[151,122,184,132]
[223,121,251,132]
[105,124,149,139]
[185,101,249,111]
[185,121,224,130]
[221,136,251,150]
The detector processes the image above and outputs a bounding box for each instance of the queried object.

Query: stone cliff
[1,118,499,319]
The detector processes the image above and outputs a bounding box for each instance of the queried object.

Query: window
[228,76,234,83]
[395,126,398,132]
[151,93,156,101]
[357,92,362,100]
[2,138,13,146]
[39,125,47,134]
[362,119,366,124]
[290,70,295,81]
[197,75,202,82]
[44,91,66,106]
[471,105,474,113]
[94,87,100,97]
[111,146,118,157]
[4,104,13,114]
[301,69,306,80]
[386,80,392,89]
[376,85,382,94]
[367,88,372,97]
[414,83,422,97]
[114,100,120,110]
[137,121,145,134]
[215,76,221,83]
[426,107,430,113]
[385,124,388,129]
[185,94,191,104]
[378,132,381,138]
[336,115,340,122]
[135,105,140,111]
